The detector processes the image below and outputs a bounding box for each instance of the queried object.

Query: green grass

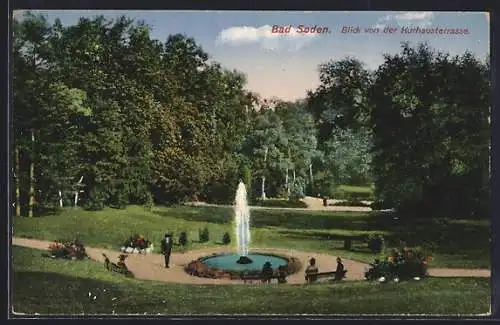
[12,246,490,315]
[12,205,490,269]
[334,184,375,200]
[337,185,373,194]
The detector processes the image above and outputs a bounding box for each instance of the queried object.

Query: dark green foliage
[198,227,210,243]
[365,247,430,281]
[12,12,490,224]
[222,232,231,245]
[366,234,385,254]
[369,43,490,219]
[331,200,371,207]
[255,199,308,209]
[178,231,188,247]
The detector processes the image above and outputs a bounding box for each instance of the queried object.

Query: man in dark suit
[161,233,173,268]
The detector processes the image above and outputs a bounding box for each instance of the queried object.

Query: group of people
[260,261,288,283]
[305,256,345,282]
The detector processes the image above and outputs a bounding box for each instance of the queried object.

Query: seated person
[277,265,288,284]
[305,257,319,282]
[117,254,128,269]
[335,257,345,281]
[261,261,274,283]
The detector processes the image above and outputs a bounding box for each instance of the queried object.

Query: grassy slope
[12,205,490,268]
[12,246,490,315]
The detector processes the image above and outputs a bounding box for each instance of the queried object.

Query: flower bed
[48,239,88,260]
[120,234,153,254]
[184,253,302,280]
[365,246,432,282]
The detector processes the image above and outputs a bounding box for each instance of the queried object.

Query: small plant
[222,232,231,245]
[198,227,210,243]
[366,234,385,254]
[48,239,87,260]
[179,231,188,248]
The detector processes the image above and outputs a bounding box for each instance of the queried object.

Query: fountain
[235,180,252,264]
[184,181,301,279]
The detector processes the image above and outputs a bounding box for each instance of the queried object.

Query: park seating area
[305,269,348,283]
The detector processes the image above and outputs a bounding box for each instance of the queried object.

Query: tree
[306,57,372,145]
[244,109,288,199]
[369,42,490,218]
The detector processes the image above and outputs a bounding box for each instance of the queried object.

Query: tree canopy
[13,13,490,220]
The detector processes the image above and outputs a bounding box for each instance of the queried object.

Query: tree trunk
[28,131,35,218]
[74,176,83,207]
[293,169,296,183]
[285,170,289,197]
[14,146,20,217]
[309,163,313,195]
[261,147,268,200]
[286,147,291,196]
[261,176,266,200]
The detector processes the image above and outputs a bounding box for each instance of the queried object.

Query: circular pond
[201,253,288,273]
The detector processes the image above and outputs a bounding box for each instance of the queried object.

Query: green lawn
[337,184,373,194]
[12,205,490,269]
[12,246,490,315]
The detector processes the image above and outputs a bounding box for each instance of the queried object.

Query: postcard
[11,10,491,316]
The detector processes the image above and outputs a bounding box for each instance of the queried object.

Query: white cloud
[375,11,435,28]
[216,25,319,52]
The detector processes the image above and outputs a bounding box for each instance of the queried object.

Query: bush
[365,247,432,281]
[333,190,374,201]
[122,234,151,250]
[179,232,188,247]
[331,200,371,207]
[289,178,306,200]
[255,199,307,208]
[198,227,210,243]
[222,232,231,245]
[48,239,87,260]
[366,234,385,254]
[370,200,393,210]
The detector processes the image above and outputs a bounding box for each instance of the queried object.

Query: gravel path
[12,237,489,285]
[185,196,372,212]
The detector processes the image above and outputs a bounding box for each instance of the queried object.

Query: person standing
[335,257,345,281]
[161,233,173,268]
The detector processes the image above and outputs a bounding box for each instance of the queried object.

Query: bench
[305,270,347,283]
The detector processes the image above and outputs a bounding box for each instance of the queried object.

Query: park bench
[305,270,347,283]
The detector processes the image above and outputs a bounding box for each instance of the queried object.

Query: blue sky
[15,10,490,101]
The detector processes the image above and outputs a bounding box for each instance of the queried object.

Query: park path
[12,237,489,285]
[185,196,372,212]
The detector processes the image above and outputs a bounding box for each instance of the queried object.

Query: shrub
[48,239,87,260]
[366,234,385,254]
[255,199,307,208]
[122,234,151,250]
[199,227,210,243]
[179,231,188,247]
[222,232,231,245]
[331,200,371,207]
[365,246,432,281]
[370,200,393,210]
[289,178,306,200]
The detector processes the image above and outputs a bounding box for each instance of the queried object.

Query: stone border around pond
[184,251,302,280]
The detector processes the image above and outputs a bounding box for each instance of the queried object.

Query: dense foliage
[48,239,87,260]
[13,13,490,220]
